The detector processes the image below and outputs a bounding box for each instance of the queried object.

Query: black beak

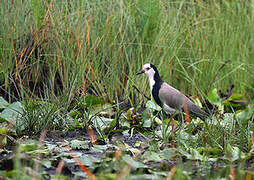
[136,69,145,75]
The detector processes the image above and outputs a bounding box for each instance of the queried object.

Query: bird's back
[158,82,209,120]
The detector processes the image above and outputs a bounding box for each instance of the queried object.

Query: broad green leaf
[161,148,174,160]
[62,158,75,164]
[91,103,114,117]
[19,142,38,152]
[207,88,221,105]
[80,154,101,166]
[93,116,113,130]
[178,148,217,162]
[104,119,118,133]
[26,148,49,156]
[143,117,152,127]
[154,116,162,125]
[0,97,9,109]
[51,174,72,180]
[73,172,87,179]
[70,140,89,150]
[0,127,8,134]
[225,144,247,162]
[122,129,130,136]
[122,154,146,169]
[0,136,7,145]
[41,160,51,169]
[90,144,112,153]
[142,151,163,162]
[85,95,105,108]
[146,100,161,111]
[4,169,31,179]
[236,104,254,121]
[97,173,117,179]
[154,129,163,139]
[197,147,222,157]
[0,102,23,123]
[19,140,49,155]
[222,93,247,108]
[127,147,141,156]
[227,93,244,101]
[130,174,166,179]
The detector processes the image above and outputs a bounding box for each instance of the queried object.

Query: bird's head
[136,63,159,79]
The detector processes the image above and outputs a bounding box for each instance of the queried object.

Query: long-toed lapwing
[136,63,209,121]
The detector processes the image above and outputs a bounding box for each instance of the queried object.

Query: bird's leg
[170,114,175,149]
[170,114,176,134]
[174,114,184,132]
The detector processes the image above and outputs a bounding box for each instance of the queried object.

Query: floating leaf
[178,148,217,162]
[90,144,112,153]
[70,140,89,150]
[122,154,146,169]
[142,151,163,162]
[80,154,101,167]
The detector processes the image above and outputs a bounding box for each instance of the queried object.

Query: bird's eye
[146,67,151,70]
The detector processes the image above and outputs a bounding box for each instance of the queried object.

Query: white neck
[144,67,156,92]
[148,76,155,91]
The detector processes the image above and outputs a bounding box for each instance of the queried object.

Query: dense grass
[1,0,254,105]
[1,1,254,179]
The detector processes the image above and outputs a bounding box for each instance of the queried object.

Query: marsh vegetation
[0,0,254,179]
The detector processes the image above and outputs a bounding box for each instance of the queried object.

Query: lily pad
[122,154,147,169]
[70,140,89,150]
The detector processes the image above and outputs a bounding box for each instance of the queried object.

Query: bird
[136,63,209,120]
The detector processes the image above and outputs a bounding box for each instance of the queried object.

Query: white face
[143,63,155,79]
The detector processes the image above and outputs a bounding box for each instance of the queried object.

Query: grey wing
[159,83,209,120]
[186,101,209,120]
[158,83,185,110]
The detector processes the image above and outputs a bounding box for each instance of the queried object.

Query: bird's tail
[188,103,210,121]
